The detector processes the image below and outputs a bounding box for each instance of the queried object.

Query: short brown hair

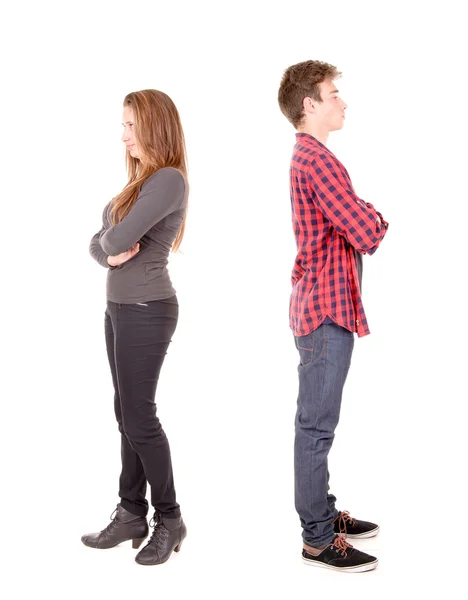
[278,60,342,128]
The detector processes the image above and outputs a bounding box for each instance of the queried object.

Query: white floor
[8,517,450,600]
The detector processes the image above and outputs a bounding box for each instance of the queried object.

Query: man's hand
[107,242,140,267]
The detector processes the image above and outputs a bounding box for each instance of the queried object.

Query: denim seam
[312,334,327,433]
[296,331,315,367]
[297,345,313,367]
[304,327,328,546]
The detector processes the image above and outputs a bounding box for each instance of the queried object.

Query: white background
[2,0,466,598]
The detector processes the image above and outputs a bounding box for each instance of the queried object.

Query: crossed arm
[89,203,113,268]
[307,155,388,255]
[88,168,185,268]
[98,169,185,256]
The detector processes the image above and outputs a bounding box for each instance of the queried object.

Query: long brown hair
[278,60,342,128]
[110,89,188,252]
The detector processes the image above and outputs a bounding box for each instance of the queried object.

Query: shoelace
[333,510,356,534]
[147,513,169,551]
[331,534,353,558]
[101,507,119,535]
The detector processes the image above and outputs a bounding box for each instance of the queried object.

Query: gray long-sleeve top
[89,167,188,303]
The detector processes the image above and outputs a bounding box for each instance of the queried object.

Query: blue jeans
[294,322,354,547]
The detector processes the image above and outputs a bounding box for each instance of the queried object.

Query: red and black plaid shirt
[289,133,388,338]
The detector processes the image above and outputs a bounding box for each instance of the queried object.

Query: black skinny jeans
[104,295,180,519]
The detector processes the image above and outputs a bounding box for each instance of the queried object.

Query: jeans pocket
[295,332,314,367]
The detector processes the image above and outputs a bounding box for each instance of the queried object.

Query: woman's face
[122,106,141,159]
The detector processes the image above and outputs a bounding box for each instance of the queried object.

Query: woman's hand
[107,242,140,267]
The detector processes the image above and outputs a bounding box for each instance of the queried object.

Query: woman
[83,89,189,566]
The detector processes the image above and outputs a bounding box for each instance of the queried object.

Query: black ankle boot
[81,504,149,549]
[135,512,187,565]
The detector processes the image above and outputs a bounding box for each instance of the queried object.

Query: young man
[278,60,389,573]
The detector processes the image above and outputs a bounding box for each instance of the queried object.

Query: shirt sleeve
[307,155,388,255]
[89,202,117,268]
[99,168,186,256]
[89,227,111,268]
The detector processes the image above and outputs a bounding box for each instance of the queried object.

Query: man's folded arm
[307,157,388,255]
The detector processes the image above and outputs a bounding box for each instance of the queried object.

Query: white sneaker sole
[345,526,380,539]
[303,556,379,573]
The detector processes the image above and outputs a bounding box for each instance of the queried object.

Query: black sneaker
[302,535,378,573]
[333,510,380,539]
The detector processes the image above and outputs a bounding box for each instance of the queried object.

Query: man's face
[312,79,347,132]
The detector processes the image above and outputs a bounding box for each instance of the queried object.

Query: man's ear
[303,96,316,115]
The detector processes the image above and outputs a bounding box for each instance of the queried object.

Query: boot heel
[174,540,183,553]
[132,538,146,549]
